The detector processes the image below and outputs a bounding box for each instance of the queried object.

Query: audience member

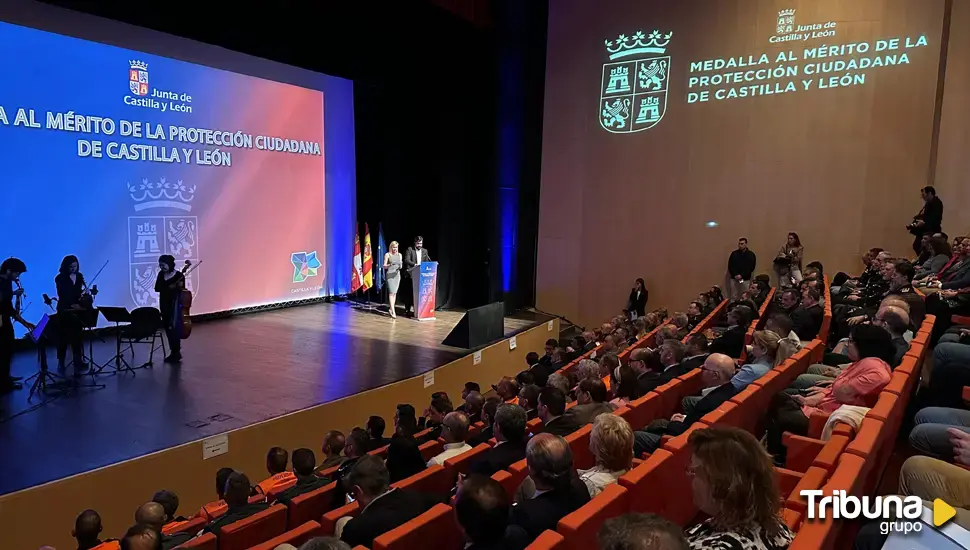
[298,538,353,550]
[470,404,528,476]
[493,376,519,401]
[517,383,541,420]
[708,305,753,358]
[275,448,331,505]
[256,446,296,495]
[765,324,894,464]
[791,288,823,341]
[598,513,689,550]
[764,314,798,348]
[317,431,347,473]
[339,456,437,548]
[198,467,235,520]
[629,348,665,395]
[151,490,188,536]
[545,372,571,396]
[119,523,161,550]
[515,369,536,388]
[456,475,528,550]
[537,386,580,437]
[204,472,270,535]
[417,395,453,442]
[633,354,738,455]
[610,363,640,407]
[599,353,621,379]
[773,232,804,288]
[569,378,614,425]
[133,501,191,549]
[657,339,690,380]
[385,423,426,483]
[468,397,501,446]
[462,391,485,424]
[332,428,370,485]
[427,411,472,466]
[684,427,794,549]
[509,433,591,538]
[579,415,633,497]
[73,509,107,550]
[366,416,390,450]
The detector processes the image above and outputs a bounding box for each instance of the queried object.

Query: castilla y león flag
[362,223,373,290]
[351,226,363,292]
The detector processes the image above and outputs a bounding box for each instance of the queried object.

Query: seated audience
[462,391,485,424]
[459,381,481,406]
[366,416,390,450]
[633,354,738,455]
[537,386,581,437]
[791,288,823,341]
[599,353,621,379]
[671,312,690,339]
[119,524,161,550]
[470,404,528,476]
[765,324,894,464]
[332,428,370,489]
[198,467,235,520]
[633,317,649,340]
[73,509,107,550]
[598,513,689,550]
[255,446,296,495]
[576,358,600,382]
[915,235,952,278]
[540,338,559,365]
[764,313,799,348]
[152,490,189,536]
[508,433,591,538]
[455,475,528,550]
[708,305,753,358]
[610,363,640,407]
[297,538,353,550]
[317,431,348,473]
[339,456,438,548]
[204,472,270,535]
[629,347,666,395]
[657,339,690,381]
[579,415,634,497]
[517,383,540,420]
[687,301,705,330]
[582,330,597,351]
[909,406,970,461]
[385,415,426,483]
[275,448,332,504]
[417,394,453,442]
[922,338,970,408]
[528,352,553,387]
[654,325,679,348]
[427,411,472,466]
[684,427,794,549]
[569,378,615,425]
[468,397,501,446]
[133,502,192,549]
[515,370,536,388]
[493,376,519,401]
[733,330,796,390]
[545,372,571,396]
[682,334,710,370]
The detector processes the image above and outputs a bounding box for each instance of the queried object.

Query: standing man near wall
[908,186,944,255]
[725,237,757,301]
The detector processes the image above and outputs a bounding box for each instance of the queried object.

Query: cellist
[155,254,185,363]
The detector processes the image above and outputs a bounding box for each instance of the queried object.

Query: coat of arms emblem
[600,30,672,134]
[129,60,149,97]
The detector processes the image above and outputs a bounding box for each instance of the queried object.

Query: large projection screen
[0,1,356,335]
[537,0,945,326]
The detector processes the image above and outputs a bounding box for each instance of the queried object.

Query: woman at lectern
[54,255,86,371]
[384,241,403,319]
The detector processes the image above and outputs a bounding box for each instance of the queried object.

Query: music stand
[99,306,136,374]
[24,313,104,400]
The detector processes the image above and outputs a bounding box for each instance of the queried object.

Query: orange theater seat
[564,425,594,470]
[491,470,516,504]
[774,467,805,500]
[368,445,390,459]
[162,517,205,536]
[217,503,287,550]
[246,520,322,550]
[286,480,338,529]
[676,369,705,399]
[418,440,444,463]
[557,484,629,550]
[372,503,463,550]
[92,541,120,550]
[526,530,566,550]
[172,533,217,549]
[781,507,803,532]
[785,466,830,513]
[782,433,850,474]
[321,501,359,535]
[442,443,491,478]
[393,464,455,498]
[622,392,662,431]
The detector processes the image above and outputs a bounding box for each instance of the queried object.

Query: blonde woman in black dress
[383,241,403,318]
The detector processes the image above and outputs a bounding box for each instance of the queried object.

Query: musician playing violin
[0,257,35,393]
[54,255,88,371]
[155,254,184,363]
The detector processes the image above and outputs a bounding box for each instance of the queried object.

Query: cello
[177,260,201,339]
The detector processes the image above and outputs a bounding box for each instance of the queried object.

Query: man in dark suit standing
[339,455,438,548]
[402,236,432,317]
[910,186,944,254]
[469,404,528,476]
[508,433,591,539]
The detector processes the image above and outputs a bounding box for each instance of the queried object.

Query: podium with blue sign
[410,262,437,321]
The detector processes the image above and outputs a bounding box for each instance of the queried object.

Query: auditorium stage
[0,302,542,496]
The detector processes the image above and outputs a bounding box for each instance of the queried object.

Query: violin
[178,260,201,339]
[78,259,108,309]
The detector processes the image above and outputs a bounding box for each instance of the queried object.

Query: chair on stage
[118,306,167,367]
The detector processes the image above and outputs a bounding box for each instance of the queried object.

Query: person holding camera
[773,232,804,288]
[908,186,944,255]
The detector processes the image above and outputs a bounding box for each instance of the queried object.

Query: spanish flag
[362,223,373,290]
[351,226,363,292]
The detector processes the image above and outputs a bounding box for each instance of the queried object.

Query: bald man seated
[134,501,193,549]
[427,411,473,466]
[633,353,739,455]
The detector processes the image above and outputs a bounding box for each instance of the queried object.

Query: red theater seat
[557,484,629,550]
[173,533,217,549]
[372,503,463,550]
[246,521,322,550]
[217,503,287,550]
[286,480,338,529]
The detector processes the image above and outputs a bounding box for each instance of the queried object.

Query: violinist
[155,255,184,363]
[54,255,87,371]
[1,257,35,393]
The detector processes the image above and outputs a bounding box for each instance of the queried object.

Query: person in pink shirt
[765,324,895,465]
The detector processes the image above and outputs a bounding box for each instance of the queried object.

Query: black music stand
[99,306,137,374]
[25,313,104,401]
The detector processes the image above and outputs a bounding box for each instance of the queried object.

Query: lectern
[410,261,438,321]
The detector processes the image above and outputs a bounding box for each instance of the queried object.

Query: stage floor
[0,303,538,495]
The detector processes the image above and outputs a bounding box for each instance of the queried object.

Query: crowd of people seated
[64,228,970,550]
